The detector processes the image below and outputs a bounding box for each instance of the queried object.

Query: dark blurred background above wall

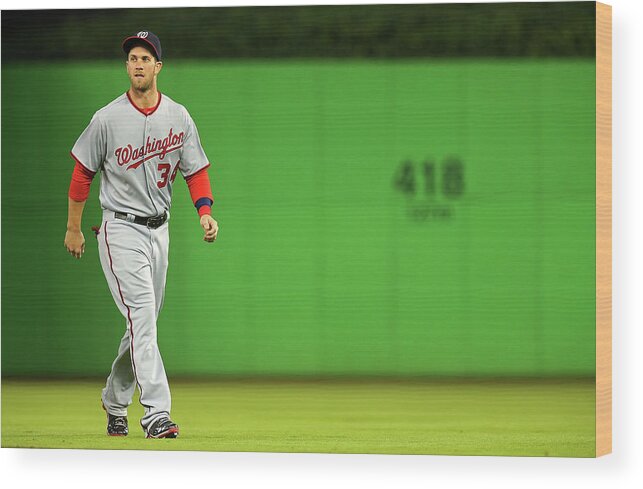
[2,2,595,61]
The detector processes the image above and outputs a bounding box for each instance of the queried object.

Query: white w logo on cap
[137,31,149,38]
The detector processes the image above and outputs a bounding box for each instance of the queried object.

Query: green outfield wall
[1,59,595,377]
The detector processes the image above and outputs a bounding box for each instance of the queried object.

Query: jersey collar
[126,90,162,117]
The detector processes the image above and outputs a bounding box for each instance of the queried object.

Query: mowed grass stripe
[1,379,594,457]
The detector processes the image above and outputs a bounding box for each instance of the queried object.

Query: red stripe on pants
[104,221,143,399]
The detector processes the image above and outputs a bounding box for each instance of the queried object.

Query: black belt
[114,211,168,229]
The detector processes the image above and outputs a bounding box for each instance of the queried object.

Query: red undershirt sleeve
[185,166,214,217]
[68,161,96,202]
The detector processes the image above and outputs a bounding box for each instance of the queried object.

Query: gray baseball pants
[97,211,171,431]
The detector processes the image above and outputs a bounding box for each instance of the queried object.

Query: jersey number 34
[157,162,180,189]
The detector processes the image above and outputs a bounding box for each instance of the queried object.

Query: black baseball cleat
[146,417,179,439]
[102,402,128,436]
[107,413,129,436]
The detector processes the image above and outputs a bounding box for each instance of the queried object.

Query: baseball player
[64,31,218,438]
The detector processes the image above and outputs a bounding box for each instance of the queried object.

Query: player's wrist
[66,223,83,232]
[198,205,211,218]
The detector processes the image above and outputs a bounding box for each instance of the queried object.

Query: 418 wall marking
[392,157,465,222]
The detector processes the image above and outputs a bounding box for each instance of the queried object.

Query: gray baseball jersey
[71,92,209,217]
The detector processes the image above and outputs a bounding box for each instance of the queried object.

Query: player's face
[126,46,162,92]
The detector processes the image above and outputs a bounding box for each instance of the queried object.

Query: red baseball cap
[122,31,162,61]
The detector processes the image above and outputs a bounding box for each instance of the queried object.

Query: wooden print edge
[595,1,612,458]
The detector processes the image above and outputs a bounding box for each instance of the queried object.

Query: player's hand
[64,229,86,259]
[200,215,219,243]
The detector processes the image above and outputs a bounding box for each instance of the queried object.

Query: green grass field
[1,378,595,457]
